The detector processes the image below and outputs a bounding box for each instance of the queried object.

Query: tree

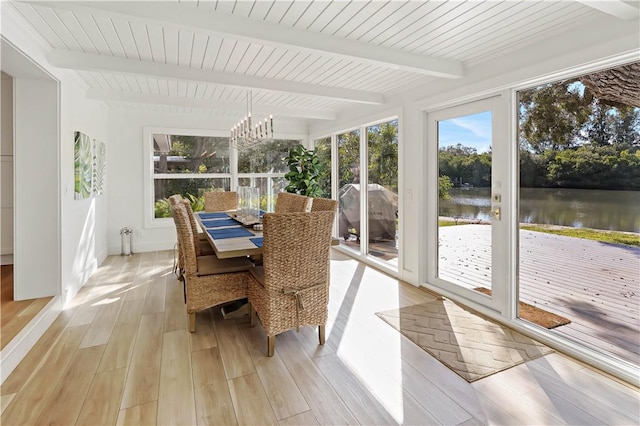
[519,81,591,153]
[368,120,398,192]
[338,130,361,188]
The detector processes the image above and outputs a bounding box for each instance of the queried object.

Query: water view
[439,187,640,233]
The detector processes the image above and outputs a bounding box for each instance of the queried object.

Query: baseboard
[108,240,174,256]
[0,295,62,384]
[1,254,14,265]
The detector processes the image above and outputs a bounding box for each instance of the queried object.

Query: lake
[439,187,640,233]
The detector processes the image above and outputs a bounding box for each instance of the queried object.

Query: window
[314,136,332,198]
[237,139,301,212]
[146,130,232,223]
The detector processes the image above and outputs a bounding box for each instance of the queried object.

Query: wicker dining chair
[310,197,338,213]
[204,191,237,212]
[181,199,215,257]
[248,210,336,356]
[169,194,185,276]
[172,203,253,332]
[274,192,312,213]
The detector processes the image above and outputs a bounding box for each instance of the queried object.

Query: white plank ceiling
[6,0,637,123]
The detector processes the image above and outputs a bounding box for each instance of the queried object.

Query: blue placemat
[208,227,254,240]
[198,212,229,219]
[201,219,239,228]
[249,237,263,248]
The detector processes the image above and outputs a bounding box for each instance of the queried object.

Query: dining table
[195,211,264,260]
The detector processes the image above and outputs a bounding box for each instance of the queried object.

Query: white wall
[13,77,59,299]
[1,6,109,305]
[106,110,307,254]
[1,72,13,264]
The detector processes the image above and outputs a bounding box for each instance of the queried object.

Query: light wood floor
[1,265,53,350]
[1,250,638,425]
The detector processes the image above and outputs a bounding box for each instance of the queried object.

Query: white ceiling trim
[576,1,639,20]
[48,50,385,105]
[33,0,464,78]
[86,89,337,120]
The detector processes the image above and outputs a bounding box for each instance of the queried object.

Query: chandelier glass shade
[230,91,273,150]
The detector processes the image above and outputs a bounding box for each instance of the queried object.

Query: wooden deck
[439,224,640,366]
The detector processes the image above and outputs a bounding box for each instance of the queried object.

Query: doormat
[473,287,571,329]
[376,299,553,382]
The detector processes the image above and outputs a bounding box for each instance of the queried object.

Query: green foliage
[520,225,640,247]
[284,144,323,197]
[337,130,361,188]
[185,193,205,212]
[315,138,332,198]
[516,78,640,190]
[157,135,230,174]
[368,121,399,192]
[439,144,492,187]
[519,81,591,153]
[438,175,453,199]
[154,193,205,219]
[154,198,172,218]
[237,139,300,173]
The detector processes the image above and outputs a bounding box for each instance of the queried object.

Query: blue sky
[438,110,492,153]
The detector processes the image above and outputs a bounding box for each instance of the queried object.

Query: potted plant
[284,144,323,197]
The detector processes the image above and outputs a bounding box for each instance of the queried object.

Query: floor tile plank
[35,344,106,425]
[76,367,127,425]
[228,373,278,426]
[120,312,164,409]
[157,329,196,425]
[191,347,238,425]
[242,323,310,420]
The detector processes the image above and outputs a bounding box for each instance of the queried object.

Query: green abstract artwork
[93,140,106,196]
[74,131,92,200]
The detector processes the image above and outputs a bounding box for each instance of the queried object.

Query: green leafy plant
[284,144,323,197]
[154,193,205,218]
[185,193,205,212]
[154,198,172,218]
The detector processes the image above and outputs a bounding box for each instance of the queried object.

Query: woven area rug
[376,299,554,382]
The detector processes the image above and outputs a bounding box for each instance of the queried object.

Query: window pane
[517,64,640,365]
[237,139,300,173]
[153,134,230,174]
[437,111,493,290]
[238,176,287,212]
[367,120,399,263]
[153,178,230,217]
[338,129,361,246]
[315,136,332,198]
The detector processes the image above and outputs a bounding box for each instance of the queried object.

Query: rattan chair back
[181,199,203,256]
[310,197,338,212]
[168,194,183,206]
[204,191,237,212]
[248,210,335,354]
[275,192,312,213]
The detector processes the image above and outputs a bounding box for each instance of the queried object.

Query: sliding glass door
[335,119,400,270]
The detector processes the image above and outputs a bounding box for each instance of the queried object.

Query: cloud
[439,111,492,153]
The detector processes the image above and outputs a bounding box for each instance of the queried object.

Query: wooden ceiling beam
[86,90,338,120]
[32,0,464,78]
[576,1,639,20]
[48,50,385,105]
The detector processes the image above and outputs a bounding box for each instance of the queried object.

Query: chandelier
[230,91,273,150]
